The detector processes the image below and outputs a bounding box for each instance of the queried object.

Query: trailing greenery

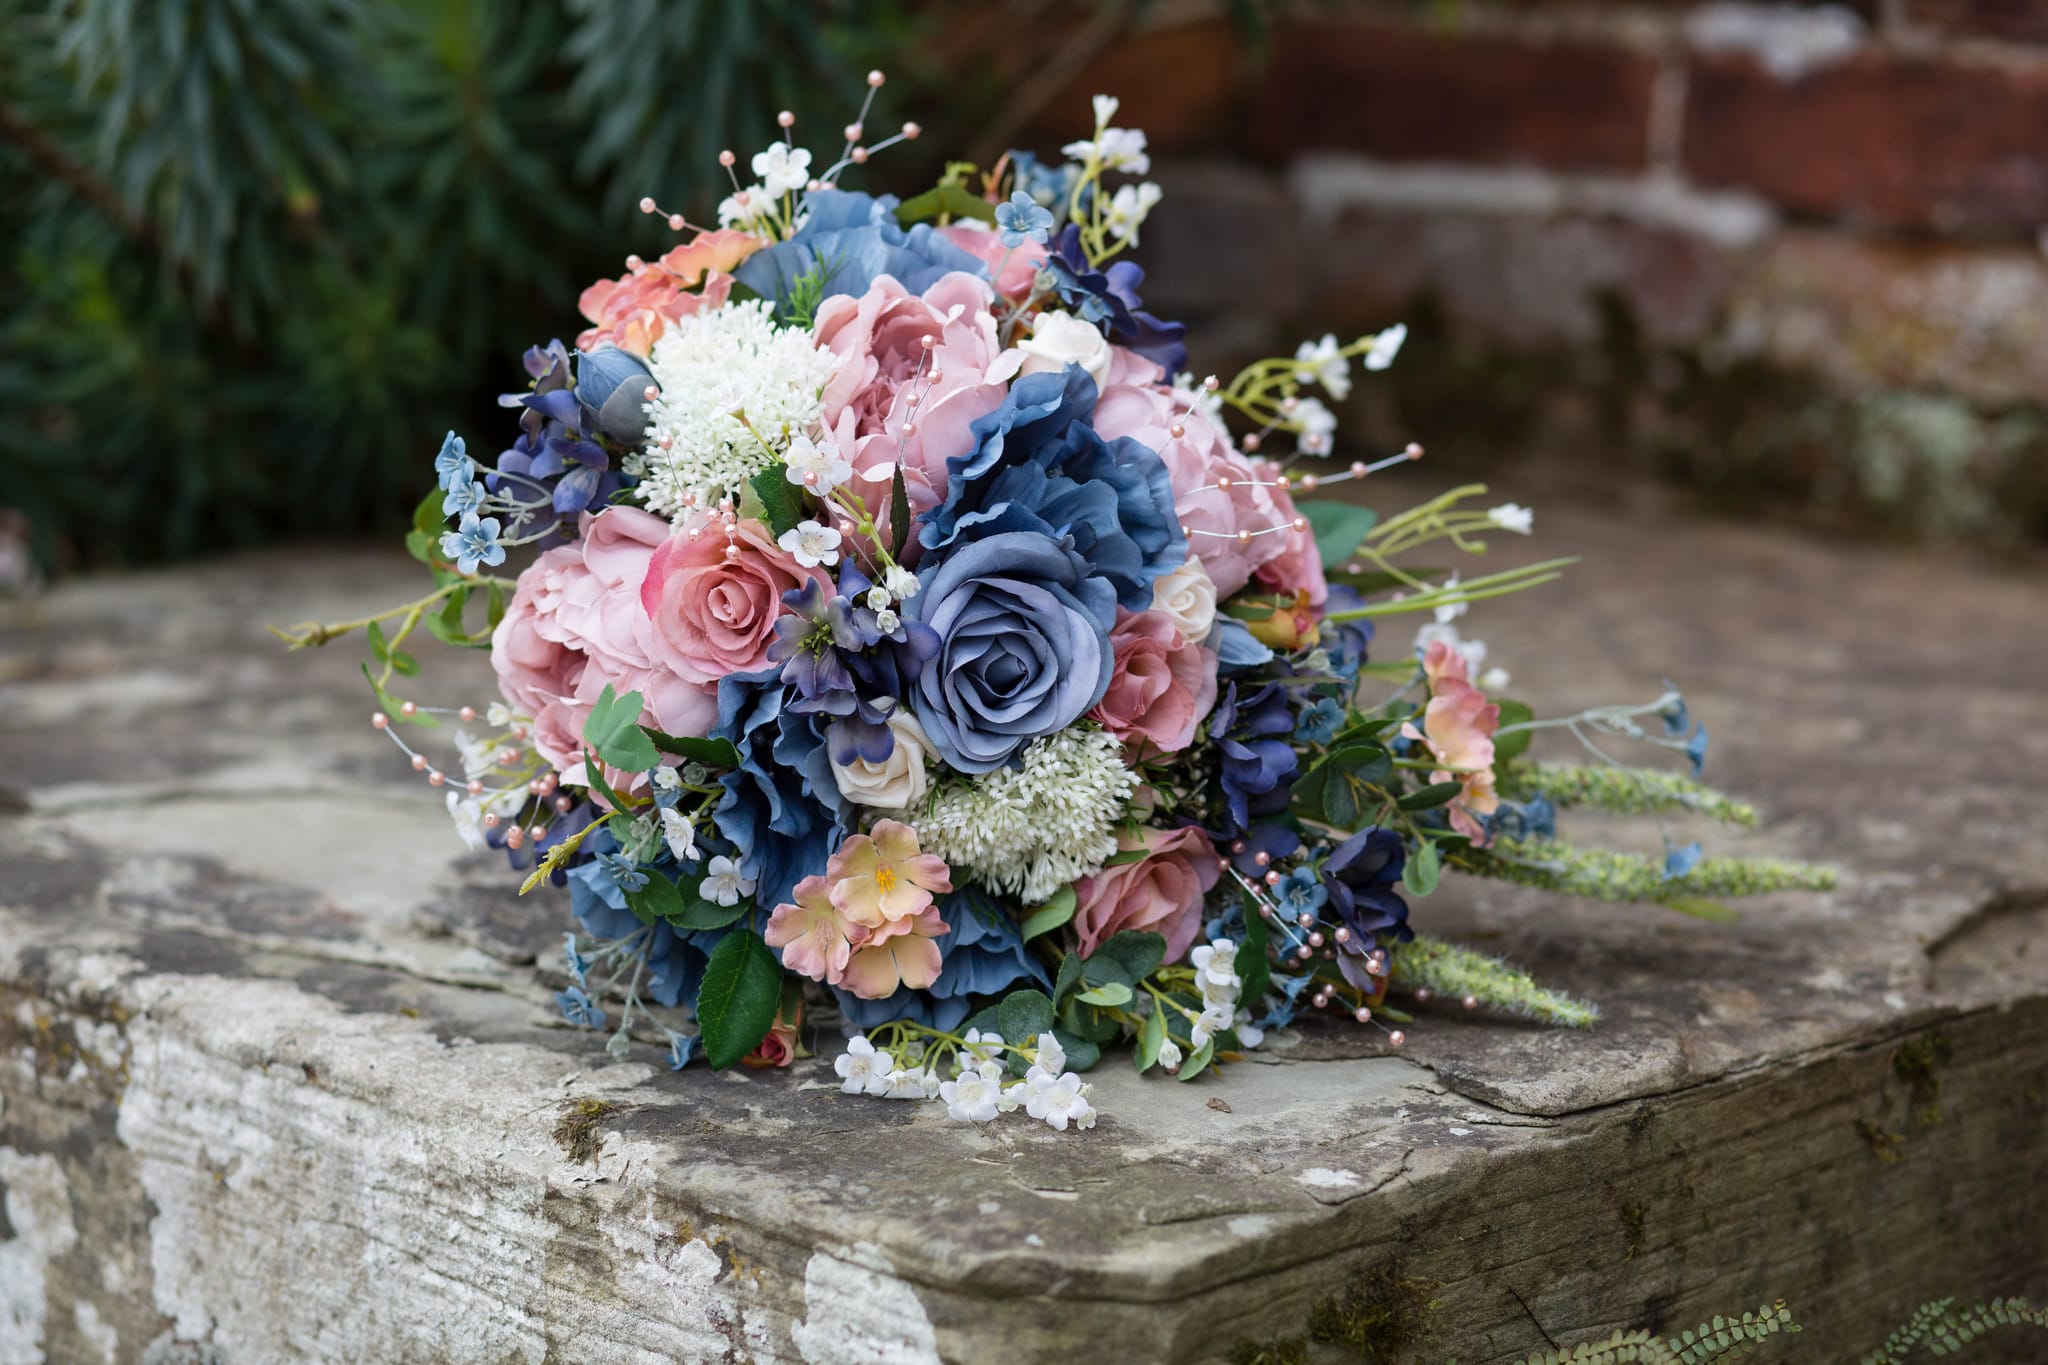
[1395,934,1599,1029]
[1459,837,1837,909]
[1497,760,1760,828]
[1859,1296,2048,1364]
[1506,1294,2048,1365]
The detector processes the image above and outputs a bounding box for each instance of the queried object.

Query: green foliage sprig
[1497,761,1761,828]
[1395,934,1599,1029]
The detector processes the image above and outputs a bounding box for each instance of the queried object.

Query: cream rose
[1016,310,1112,392]
[832,709,938,809]
[1149,559,1218,645]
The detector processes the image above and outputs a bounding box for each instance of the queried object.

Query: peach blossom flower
[840,904,951,999]
[827,820,954,929]
[765,876,861,985]
[1422,636,1471,692]
[575,230,762,356]
[1420,678,1501,843]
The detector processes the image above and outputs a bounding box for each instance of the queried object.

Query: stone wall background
[977,0,2048,546]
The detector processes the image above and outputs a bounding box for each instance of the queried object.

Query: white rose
[1015,310,1112,392]
[1150,559,1217,644]
[831,708,938,810]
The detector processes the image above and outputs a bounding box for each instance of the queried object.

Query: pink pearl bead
[639,196,657,213]
[410,754,427,771]
[457,706,476,723]
[1353,1006,1372,1023]
[643,385,658,401]
[1296,912,1315,929]
[1309,931,1325,948]
[659,434,674,450]
[902,121,921,138]
[510,725,528,740]
[926,369,942,383]
[1216,475,1232,490]
[540,774,558,794]
[1413,987,1431,1004]
[1350,461,1368,478]
[529,824,546,840]
[499,749,519,765]
[687,526,702,541]
[803,471,819,486]
[483,812,500,828]
[1243,433,1261,451]
[718,150,735,167]
[1292,517,1308,533]
[844,123,863,142]
[1230,839,1248,855]
[1388,1030,1407,1047]
[1264,870,1282,886]
[1333,926,1351,944]
[667,213,685,231]
[1253,849,1270,867]
[1406,442,1424,460]
[901,422,916,436]
[400,701,417,717]
[527,780,542,795]
[851,147,869,164]
[467,780,484,796]
[555,795,574,813]
[1259,904,1276,919]
[505,830,524,850]
[867,69,885,87]
[1302,474,1319,490]
[904,391,920,407]
[777,110,795,128]
[725,538,743,557]
[1295,946,1314,962]
[1463,995,1480,1011]
[371,712,388,729]
[1168,424,1185,439]
[920,334,935,350]
[1217,857,1232,872]
[1236,529,1252,545]
[427,770,445,787]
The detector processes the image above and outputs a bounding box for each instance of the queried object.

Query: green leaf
[1294,744,1393,827]
[1079,953,1132,991]
[695,930,785,1069]
[1096,931,1166,982]
[1177,1038,1216,1083]
[582,684,660,772]
[1076,982,1133,1007]
[1240,900,1271,1007]
[642,730,743,769]
[997,988,1056,1046]
[1136,1002,1166,1073]
[486,581,508,630]
[1398,780,1464,812]
[412,487,447,536]
[1324,566,1442,596]
[624,872,685,926]
[747,466,807,540]
[1020,885,1077,942]
[1052,952,1084,1004]
[388,650,420,677]
[580,749,632,815]
[668,895,749,931]
[1052,1028,1100,1073]
[1297,500,1380,567]
[405,529,438,564]
[1058,998,1122,1044]
[888,462,912,559]
[1658,894,1741,925]
[1405,839,1441,897]
[365,619,389,662]
[1492,700,1535,763]
[1100,847,1151,868]
[895,183,989,225]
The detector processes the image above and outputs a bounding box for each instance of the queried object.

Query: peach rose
[1090,609,1218,756]
[575,230,762,356]
[636,513,827,685]
[1072,825,1221,963]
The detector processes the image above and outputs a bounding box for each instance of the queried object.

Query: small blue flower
[994,190,1056,247]
[595,851,648,894]
[554,985,607,1030]
[1684,722,1710,775]
[440,512,507,576]
[1663,840,1704,881]
[1659,689,1691,737]
[563,933,592,988]
[1274,865,1327,919]
[666,1030,697,1071]
[434,431,473,491]
[1296,696,1345,746]
[442,478,486,518]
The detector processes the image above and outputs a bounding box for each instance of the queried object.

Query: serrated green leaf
[1405,838,1441,897]
[1493,699,1535,762]
[1297,500,1379,567]
[642,729,742,769]
[1075,982,1133,1007]
[1020,885,1077,942]
[695,930,784,1069]
[1398,780,1464,811]
[582,684,660,772]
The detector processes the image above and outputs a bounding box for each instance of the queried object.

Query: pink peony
[491,546,585,718]
[1090,608,1218,756]
[1072,825,1222,963]
[575,230,762,356]
[1250,459,1329,609]
[1094,360,1288,598]
[637,513,828,686]
[940,222,1047,301]
[812,272,1018,555]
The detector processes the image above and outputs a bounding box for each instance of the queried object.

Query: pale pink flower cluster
[575,230,763,357]
[765,821,956,999]
[1415,638,1503,842]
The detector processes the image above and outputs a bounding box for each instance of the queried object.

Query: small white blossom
[835,1036,891,1096]
[453,729,498,782]
[999,1080,1029,1113]
[446,792,487,851]
[652,766,683,795]
[882,565,919,600]
[751,143,813,196]
[779,519,843,568]
[1031,1032,1066,1079]
[960,1029,1006,1067]
[864,586,892,612]
[1190,941,1241,997]
[1190,1003,1232,1050]
[659,806,700,862]
[1294,397,1338,456]
[784,433,853,493]
[940,1061,1006,1123]
[1432,574,1468,626]
[1479,666,1512,692]
[718,184,774,233]
[879,1067,929,1101]
[486,702,514,727]
[1104,181,1163,244]
[1487,502,1534,535]
[1235,1011,1266,1050]
[700,854,754,905]
[1061,126,1150,175]
[1293,334,1352,401]
[1364,322,1407,372]
[1024,1070,1097,1131]
[1157,1037,1183,1071]
[873,607,900,634]
[1091,94,1120,127]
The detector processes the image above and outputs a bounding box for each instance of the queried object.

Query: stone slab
[3,480,2047,1363]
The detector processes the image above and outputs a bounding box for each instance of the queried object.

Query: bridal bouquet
[282,82,1830,1130]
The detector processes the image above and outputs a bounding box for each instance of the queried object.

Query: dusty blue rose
[733,190,986,318]
[907,531,1116,773]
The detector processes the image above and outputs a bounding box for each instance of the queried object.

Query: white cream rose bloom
[1015,310,1112,392]
[832,708,938,809]
[1149,558,1218,645]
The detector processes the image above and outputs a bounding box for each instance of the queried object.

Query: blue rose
[733,190,987,318]
[907,531,1117,773]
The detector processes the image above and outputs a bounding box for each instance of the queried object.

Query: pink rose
[1250,459,1328,609]
[939,223,1047,301]
[1094,361,1287,598]
[813,272,1018,556]
[575,230,762,356]
[637,513,827,685]
[1072,826,1222,963]
[1090,609,1218,756]
[491,547,585,717]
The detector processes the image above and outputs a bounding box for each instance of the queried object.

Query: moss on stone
[1893,1030,1953,1130]
[552,1097,616,1165]
[1232,1261,1439,1363]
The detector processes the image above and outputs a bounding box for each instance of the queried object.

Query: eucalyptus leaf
[1297,500,1380,567]
[1075,982,1133,1008]
[1405,839,1441,897]
[1136,1003,1166,1073]
[997,989,1055,1046]
[1177,1038,1216,1083]
[1020,885,1077,942]
[1095,931,1166,983]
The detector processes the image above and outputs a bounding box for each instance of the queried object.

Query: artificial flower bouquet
[281,80,1831,1131]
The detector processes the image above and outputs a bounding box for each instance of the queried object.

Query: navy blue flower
[733,190,987,317]
[766,573,938,766]
[492,340,647,527]
[1322,586,1376,680]
[1229,822,1300,877]
[1209,681,1300,834]
[906,531,1117,773]
[711,671,849,913]
[1045,224,1188,376]
[1320,827,1412,943]
[995,190,1056,247]
[832,888,1050,1033]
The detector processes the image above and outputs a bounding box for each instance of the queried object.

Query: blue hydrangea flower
[1274,865,1328,920]
[554,986,606,1030]
[1209,681,1300,834]
[440,513,506,576]
[1296,696,1345,746]
[492,340,645,531]
[434,431,473,490]
[711,671,850,914]
[733,190,987,317]
[565,830,726,1009]
[995,190,1056,247]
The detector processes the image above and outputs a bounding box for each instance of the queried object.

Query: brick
[1028,20,1250,155]
[1246,23,1659,173]
[1906,0,2048,42]
[1683,51,2048,231]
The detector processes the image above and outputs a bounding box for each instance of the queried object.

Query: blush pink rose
[1250,459,1329,609]
[813,272,1019,556]
[1090,609,1219,756]
[1094,359,1287,598]
[939,222,1047,301]
[637,513,827,685]
[1072,825,1222,963]
[492,546,586,717]
[575,230,762,356]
